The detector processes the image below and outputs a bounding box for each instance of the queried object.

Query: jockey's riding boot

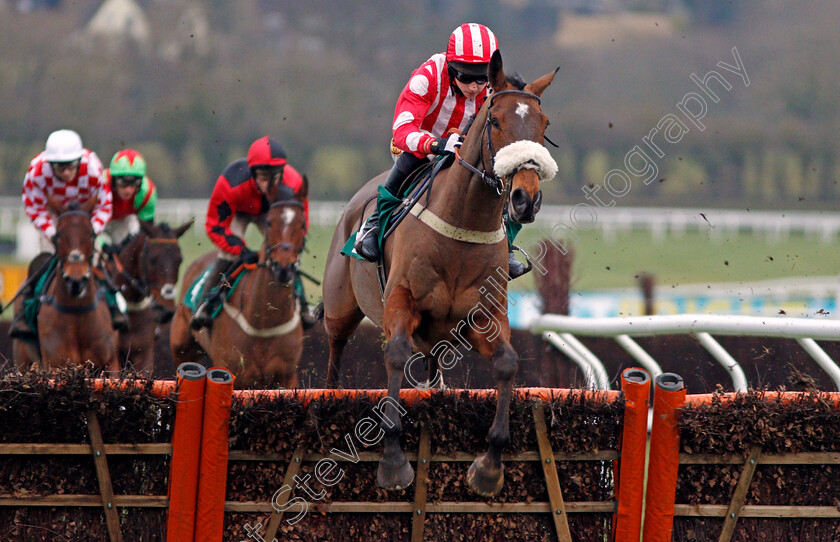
[354,153,425,262]
[110,307,130,332]
[508,249,530,280]
[8,281,36,340]
[354,209,382,261]
[190,259,230,331]
[299,297,316,330]
[294,275,316,330]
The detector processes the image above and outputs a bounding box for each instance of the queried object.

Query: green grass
[174,225,840,298]
[7,224,835,312]
[513,228,840,291]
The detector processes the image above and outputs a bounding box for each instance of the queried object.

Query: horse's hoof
[467,455,504,497]
[377,456,415,490]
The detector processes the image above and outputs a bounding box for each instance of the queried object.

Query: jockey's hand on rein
[102,244,118,256]
[239,247,259,265]
[429,134,463,156]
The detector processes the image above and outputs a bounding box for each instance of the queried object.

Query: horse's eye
[491,118,500,129]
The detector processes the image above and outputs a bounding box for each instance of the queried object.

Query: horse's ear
[47,194,66,216]
[173,218,194,238]
[139,219,155,236]
[524,67,559,98]
[488,49,508,93]
[296,175,309,202]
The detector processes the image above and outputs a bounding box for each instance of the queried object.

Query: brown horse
[13,198,119,373]
[108,219,193,375]
[170,183,308,387]
[322,51,557,495]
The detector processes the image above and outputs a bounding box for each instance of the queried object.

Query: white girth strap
[493,140,558,181]
[125,297,152,312]
[409,205,506,244]
[222,301,301,338]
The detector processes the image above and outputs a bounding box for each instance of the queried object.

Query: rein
[260,200,306,276]
[113,235,180,300]
[41,287,106,315]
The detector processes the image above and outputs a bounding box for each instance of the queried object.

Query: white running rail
[531,314,840,392]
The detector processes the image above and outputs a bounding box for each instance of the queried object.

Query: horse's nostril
[533,190,542,213]
[511,188,531,213]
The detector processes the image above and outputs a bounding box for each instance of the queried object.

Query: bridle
[54,210,95,284]
[456,89,543,196]
[260,200,306,281]
[112,235,180,302]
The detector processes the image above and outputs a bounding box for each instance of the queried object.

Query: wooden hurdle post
[87,410,122,542]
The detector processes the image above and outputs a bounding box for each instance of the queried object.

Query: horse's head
[465,50,558,224]
[51,197,97,298]
[261,178,308,286]
[138,219,193,323]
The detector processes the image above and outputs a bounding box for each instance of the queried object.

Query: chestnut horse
[170,183,308,387]
[322,51,557,495]
[13,198,119,373]
[108,219,193,375]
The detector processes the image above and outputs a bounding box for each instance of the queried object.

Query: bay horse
[322,50,557,495]
[170,182,308,388]
[13,198,119,373]
[108,219,193,376]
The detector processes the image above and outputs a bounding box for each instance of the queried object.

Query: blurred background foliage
[0,0,838,210]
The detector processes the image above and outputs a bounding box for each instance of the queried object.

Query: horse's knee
[492,345,518,382]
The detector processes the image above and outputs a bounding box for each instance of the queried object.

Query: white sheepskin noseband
[493,140,558,182]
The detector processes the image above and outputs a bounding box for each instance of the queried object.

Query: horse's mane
[505,73,527,91]
[65,201,81,212]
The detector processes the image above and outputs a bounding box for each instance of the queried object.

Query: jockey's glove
[429,133,463,156]
[239,247,259,265]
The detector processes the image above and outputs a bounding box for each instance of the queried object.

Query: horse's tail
[312,301,325,321]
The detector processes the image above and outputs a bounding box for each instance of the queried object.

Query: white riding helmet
[44,129,84,162]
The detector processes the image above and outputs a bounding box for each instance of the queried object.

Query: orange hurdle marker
[643,373,686,542]
[166,363,207,542]
[614,368,650,542]
[194,368,235,542]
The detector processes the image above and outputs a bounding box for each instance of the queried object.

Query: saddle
[183,264,246,320]
[340,154,454,260]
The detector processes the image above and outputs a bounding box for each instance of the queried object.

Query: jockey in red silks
[190,136,314,331]
[10,129,129,340]
[353,23,530,280]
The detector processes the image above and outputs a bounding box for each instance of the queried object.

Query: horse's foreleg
[324,309,363,388]
[376,285,419,490]
[468,341,518,496]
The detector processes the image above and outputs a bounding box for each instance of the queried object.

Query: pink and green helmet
[109,149,147,178]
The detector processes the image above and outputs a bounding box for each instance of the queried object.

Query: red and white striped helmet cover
[446,23,498,64]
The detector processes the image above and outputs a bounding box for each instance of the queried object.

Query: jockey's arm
[205,175,247,256]
[22,168,56,240]
[89,152,111,235]
[392,67,439,158]
[281,165,309,230]
[135,176,157,222]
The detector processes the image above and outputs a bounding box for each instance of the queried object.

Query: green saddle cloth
[184,264,245,318]
[341,156,453,260]
[21,258,124,343]
[21,258,58,342]
[341,184,405,260]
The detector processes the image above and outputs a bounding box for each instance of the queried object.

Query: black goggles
[452,68,489,86]
[114,175,142,187]
[50,160,80,173]
[254,166,285,181]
